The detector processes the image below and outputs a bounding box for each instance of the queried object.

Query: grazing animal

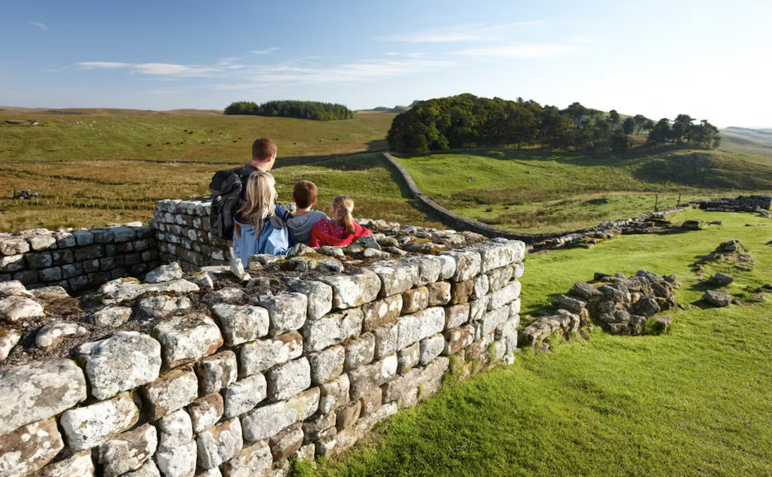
[166,142,171,145]
[468,177,474,182]
[147,144,151,146]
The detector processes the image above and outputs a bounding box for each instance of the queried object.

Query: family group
[209,138,372,267]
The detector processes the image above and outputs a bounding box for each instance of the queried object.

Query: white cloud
[78,62,132,69]
[252,47,280,54]
[76,61,229,77]
[30,22,49,31]
[453,43,578,59]
[379,21,543,43]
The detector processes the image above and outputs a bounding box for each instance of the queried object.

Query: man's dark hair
[293,180,318,209]
[252,138,277,161]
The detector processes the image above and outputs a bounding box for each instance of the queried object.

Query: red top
[309,219,372,247]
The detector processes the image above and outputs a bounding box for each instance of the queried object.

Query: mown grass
[301,209,772,477]
[0,109,394,163]
[398,149,772,233]
[0,154,441,231]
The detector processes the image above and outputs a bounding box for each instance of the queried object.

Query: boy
[286,180,327,244]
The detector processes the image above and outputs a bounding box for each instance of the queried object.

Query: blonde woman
[309,194,372,247]
[233,171,292,265]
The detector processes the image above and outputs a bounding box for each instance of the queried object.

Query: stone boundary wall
[697,195,772,212]
[0,232,525,476]
[381,152,702,245]
[0,225,159,292]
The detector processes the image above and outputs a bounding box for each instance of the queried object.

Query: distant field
[0,153,440,232]
[397,149,772,233]
[0,109,395,163]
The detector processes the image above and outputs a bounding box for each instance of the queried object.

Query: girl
[233,171,292,265]
[309,194,372,247]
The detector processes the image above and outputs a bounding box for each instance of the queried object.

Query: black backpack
[209,168,251,239]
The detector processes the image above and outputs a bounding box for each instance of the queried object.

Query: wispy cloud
[453,43,578,59]
[76,60,242,77]
[379,21,542,43]
[252,47,280,55]
[30,21,49,31]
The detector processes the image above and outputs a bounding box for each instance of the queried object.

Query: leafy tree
[622,117,636,135]
[647,118,672,147]
[633,114,649,134]
[671,114,694,144]
[224,100,353,120]
[609,110,621,129]
[610,131,631,152]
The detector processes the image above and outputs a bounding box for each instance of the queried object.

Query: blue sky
[1,0,770,127]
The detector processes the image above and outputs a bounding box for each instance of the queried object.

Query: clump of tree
[387,94,720,155]
[224,100,353,120]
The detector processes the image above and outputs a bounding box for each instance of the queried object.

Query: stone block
[154,313,223,369]
[359,387,383,417]
[0,359,87,436]
[40,266,62,282]
[145,262,183,283]
[196,418,243,469]
[318,374,350,414]
[288,279,333,320]
[0,419,63,477]
[202,287,244,305]
[319,268,381,309]
[267,357,311,401]
[301,308,363,352]
[426,281,452,306]
[472,274,489,300]
[212,304,269,346]
[195,351,238,394]
[336,400,361,431]
[35,321,89,350]
[60,392,139,451]
[444,324,473,356]
[302,412,336,443]
[0,237,30,255]
[396,307,446,350]
[444,303,470,330]
[220,441,272,477]
[27,252,53,270]
[348,355,398,400]
[92,306,132,327]
[469,296,489,322]
[98,423,157,477]
[416,357,450,402]
[382,368,420,404]
[157,409,193,452]
[344,332,376,371]
[397,342,420,374]
[0,254,25,274]
[0,295,45,322]
[436,254,457,280]
[474,239,525,273]
[238,331,303,377]
[188,393,224,434]
[403,255,442,286]
[223,374,267,418]
[0,327,22,362]
[481,305,510,337]
[488,280,521,310]
[309,345,345,384]
[0,280,29,297]
[440,250,481,282]
[156,439,197,477]
[450,280,474,305]
[373,323,398,359]
[369,260,419,297]
[141,367,198,420]
[38,449,94,477]
[269,423,304,461]
[78,331,161,400]
[139,296,192,319]
[295,443,315,463]
[259,293,308,336]
[241,388,320,442]
[402,286,429,314]
[419,334,445,365]
[361,294,402,332]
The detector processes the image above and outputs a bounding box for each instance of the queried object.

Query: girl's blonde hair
[238,171,276,235]
[329,194,356,234]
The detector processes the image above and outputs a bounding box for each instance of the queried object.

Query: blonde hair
[238,171,276,235]
[329,195,356,234]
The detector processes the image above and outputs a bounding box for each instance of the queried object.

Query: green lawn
[397,149,772,233]
[302,209,772,477]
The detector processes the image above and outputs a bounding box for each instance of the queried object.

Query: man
[238,137,277,178]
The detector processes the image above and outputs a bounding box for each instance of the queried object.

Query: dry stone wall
[0,220,525,477]
[0,224,159,292]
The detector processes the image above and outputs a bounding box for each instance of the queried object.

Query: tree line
[224,100,353,120]
[386,94,720,155]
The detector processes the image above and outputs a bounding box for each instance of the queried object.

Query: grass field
[397,149,772,233]
[0,153,440,231]
[0,109,395,163]
[299,208,772,477]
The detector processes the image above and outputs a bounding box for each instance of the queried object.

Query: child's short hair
[293,180,318,209]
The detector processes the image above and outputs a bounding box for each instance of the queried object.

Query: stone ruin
[0,198,525,477]
[520,270,679,349]
[696,195,772,214]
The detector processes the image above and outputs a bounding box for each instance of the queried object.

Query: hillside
[719,126,772,164]
[397,148,772,233]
